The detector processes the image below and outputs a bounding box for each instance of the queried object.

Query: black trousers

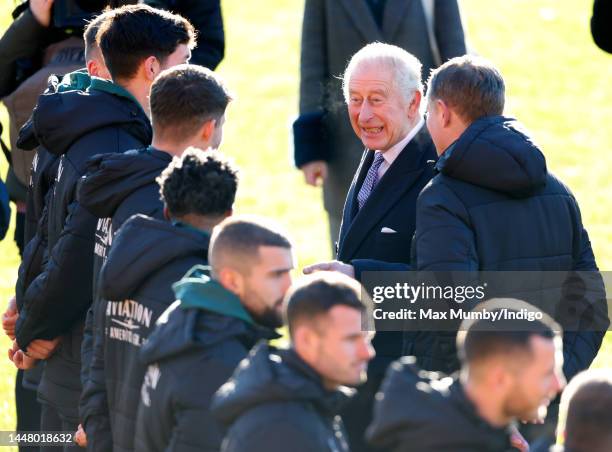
[15,369,42,452]
[39,404,80,452]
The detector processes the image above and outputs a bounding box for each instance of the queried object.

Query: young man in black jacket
[368,299,565,452]
[79,149,237,451]
[212,271,375,452]
[135,216,295,452]
[77,63,231,449]
[10,5,195,447]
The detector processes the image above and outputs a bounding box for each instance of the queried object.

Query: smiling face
[503,336,565,421]
[347,63,417,152]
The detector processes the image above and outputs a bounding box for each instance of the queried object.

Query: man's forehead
[349,64,394,91]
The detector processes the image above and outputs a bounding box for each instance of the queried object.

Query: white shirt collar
[378,116,425,169]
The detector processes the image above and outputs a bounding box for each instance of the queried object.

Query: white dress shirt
[377,116,425,180]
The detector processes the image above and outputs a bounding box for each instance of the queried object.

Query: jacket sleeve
[591,0,612,53]
[561,226,608,381]
[222,421,319,452]
[15,197,97,349]
[183,0,224,70]
[0,8,47,97]
[293,0,331,167]
[415,183,477,271]
[434,0,467,63]
[15,201,50,310]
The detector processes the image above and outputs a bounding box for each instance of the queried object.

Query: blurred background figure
[549,369,612,452]
[293,0,467,247]
[144,0,224,69]
[591,0,612,53]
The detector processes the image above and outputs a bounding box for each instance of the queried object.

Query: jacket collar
[89,77,145,115]
[172,266,255,326]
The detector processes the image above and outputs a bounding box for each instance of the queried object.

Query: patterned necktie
[357,152,385,210]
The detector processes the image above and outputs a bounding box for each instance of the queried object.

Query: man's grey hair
[342,42,423,104]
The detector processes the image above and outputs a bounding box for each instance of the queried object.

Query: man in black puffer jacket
[135,216,295,452]
[77,64,231,450]
[84,149,238,452]
[212,272,375,452]
[12,4,195,442]
[412,55,608,446]
[412,55,608,378]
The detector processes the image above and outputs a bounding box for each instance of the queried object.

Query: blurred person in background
[293,0,466,246]
[549,369,612,452]
[591,0,612,53]
[145,0,224,69]
[368,300,565,452]
[212,272,375,452]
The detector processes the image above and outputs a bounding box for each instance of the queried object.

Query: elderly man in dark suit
[305,42,437,452]
[294,0,466,244]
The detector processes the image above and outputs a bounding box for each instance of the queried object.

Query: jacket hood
[139,303,276,365]
[211,343,354,425]
[101,215,210,301]
[367,357,512,451]
[17,69,94,151]
[29,77,151,156]
[78,147,171,217]
[436,116,547,198]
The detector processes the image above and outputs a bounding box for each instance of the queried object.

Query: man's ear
[199,119,216,148]
[143,56,161,82]
[436,99,452,128]
[293,323,318,362]
[163,205,171,221]
[408,91,422,118]
[218,267,244,296]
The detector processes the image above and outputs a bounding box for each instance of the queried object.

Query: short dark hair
[427,55,505,123]
[457,299,561,366]
[150,64,232,141]
[97,4,195,81]
[285,272,369,337]
[562,370,612,452]
[84,11,111,60]
[209,216,292,275]
[158,147,238,218]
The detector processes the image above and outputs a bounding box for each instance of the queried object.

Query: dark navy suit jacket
[337,126,437,369]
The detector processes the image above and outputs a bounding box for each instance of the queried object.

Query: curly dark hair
[158,147,238,218]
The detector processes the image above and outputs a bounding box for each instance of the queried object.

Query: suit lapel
[337,149,371,255]
[382,0,413,41]
[339,0,383,42]
[339,137,428,261]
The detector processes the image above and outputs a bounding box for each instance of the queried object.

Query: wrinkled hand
[303,260,355,279]
[300,161,328,187]
[26,337,61,360]
[2,296,18,340]
[75,424,87,448]
[9,341,38,370]
[30,0,55,27]
[509,424,529,452]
